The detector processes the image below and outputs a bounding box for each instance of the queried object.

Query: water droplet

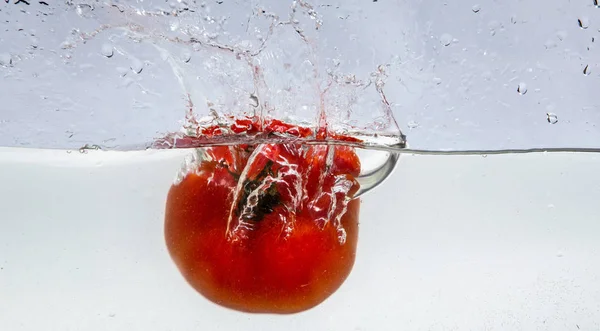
[432,77,442,85]
[547,203,555,208]
[583,64,591,76]
[116,67,129,77]
[594,0,599,8]
[130,58,143,74]
[0,53,12,66]
[482,154,488,158]
[517,82,528,95]
[407,121,419,129]
[30,36,39,49]
[510,15,517,24]
[101,44,113,58]
[556,30,568,41]
[440,33,452,46]
[544,39,557,49]
[181,50,191,63]
[546,112,558,124]
[108,313,116,318]
[472,4,481,13]
[169,20,180,32]
[76,4,94,18]
[578,17,590,29]
[556,251,564,258]
[488,20,501,36]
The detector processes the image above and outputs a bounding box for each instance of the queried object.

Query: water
[1,147,599,330]
[3,0,600,327]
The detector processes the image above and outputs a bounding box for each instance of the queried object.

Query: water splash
[21,0,405,150]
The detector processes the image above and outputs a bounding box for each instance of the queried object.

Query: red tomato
[164,122,361,314]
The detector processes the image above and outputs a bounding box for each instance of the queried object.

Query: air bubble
[517,82,528,95]
[101,44,114,58]
[546,113,558,124]
[578,17,590,29]
[440,33,452,46]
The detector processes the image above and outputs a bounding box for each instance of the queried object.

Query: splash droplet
[0,53,12,66]
[578,17,590,29]
[76,4,94,18]
[101,44,114,58]
[440,33,453,46]
[116,67,129,77]
[517,82,528,95]
[583,64,591,76]
[130,58,143,74]
[556,30,568,41]
[181,50,192,63]
[546,112,558,124]
[544,39,557,49]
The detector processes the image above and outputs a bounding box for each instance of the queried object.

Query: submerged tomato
[164,121,362,314]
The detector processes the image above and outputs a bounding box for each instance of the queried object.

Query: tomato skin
[165,144,361,314]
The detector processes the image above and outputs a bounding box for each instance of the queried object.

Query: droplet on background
[76,4,94,18]
[101,44,114,58]
[472,4,481,13]
[578,17,590,29]
[116,67,129,77]
[0,53,12,66]
[517,82,528,95]
[181,50,192,63]
[556,30,568,41]
[130,58,143,74]
[544,39,557,49]
[583,64,591,76]
[546,113,558,124]
[440,33,453,46]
